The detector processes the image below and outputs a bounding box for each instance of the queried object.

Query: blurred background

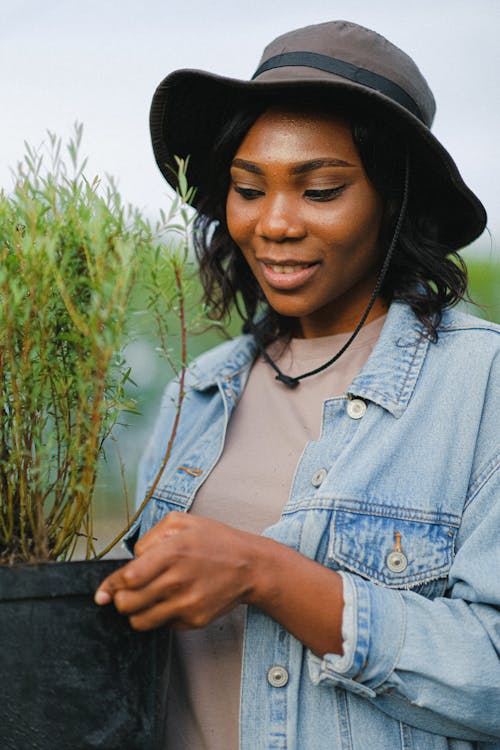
[1,0,499,555]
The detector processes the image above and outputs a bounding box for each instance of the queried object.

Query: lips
[258,259,320,290]
[265,262,315,274]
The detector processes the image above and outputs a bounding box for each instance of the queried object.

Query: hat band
[252,51,424,123]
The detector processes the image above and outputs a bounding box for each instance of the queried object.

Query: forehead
[233,107,361,165]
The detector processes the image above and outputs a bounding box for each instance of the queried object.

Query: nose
[255,194,305,241]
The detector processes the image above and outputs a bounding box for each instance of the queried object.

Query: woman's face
[226,108,386,338]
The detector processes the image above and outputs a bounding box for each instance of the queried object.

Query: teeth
[268,263,312,274]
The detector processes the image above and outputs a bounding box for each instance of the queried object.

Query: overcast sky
[1,0,499,253]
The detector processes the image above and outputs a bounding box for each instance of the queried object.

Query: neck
[295,297,389,339]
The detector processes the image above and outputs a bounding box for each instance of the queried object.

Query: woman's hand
[94,512,263,631]
[95,511,345,657]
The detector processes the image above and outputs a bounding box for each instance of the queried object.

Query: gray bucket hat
[150,20,487,249]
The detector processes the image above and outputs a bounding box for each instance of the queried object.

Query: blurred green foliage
[464,256,500,323]
[0,128,214,561]
[0,126,145,562]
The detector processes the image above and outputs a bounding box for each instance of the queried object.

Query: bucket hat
[150,20,486,249]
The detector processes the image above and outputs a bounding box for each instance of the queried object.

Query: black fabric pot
[0,558,170,749]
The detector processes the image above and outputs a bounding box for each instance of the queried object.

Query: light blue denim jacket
[127,302,500,749]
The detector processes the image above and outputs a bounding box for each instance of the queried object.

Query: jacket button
[347,398,367,419]
[311,468,328,487]
[386,550,408,573]
[267,666,289,688]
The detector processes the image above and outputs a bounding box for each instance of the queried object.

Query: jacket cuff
[308,573,406,696]
[122,517,141,555]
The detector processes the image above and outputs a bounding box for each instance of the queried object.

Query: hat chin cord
[250,149,410,389]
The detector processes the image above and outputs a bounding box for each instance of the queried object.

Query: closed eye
[305,186,346,202]
[233,186,264,200]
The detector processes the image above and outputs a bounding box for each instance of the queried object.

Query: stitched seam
[349,384,400,406]
[396,334,427,404]
[191,339,257,388]
[336,689,354,750]
[399,720,413,750]
[351,331,428,412]
[337,572,358,675]
[329,559,450,588]
[282,498,460,525]
[465,456,500,509]
[438,322,500,334]
[149,489,189,504]
[371,590,406,691]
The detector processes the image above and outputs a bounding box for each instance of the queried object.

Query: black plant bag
[0,559,170,749]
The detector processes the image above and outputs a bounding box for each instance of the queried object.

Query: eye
[304,186,346,202]
[233,185,264,200]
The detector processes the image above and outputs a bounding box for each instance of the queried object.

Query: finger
[94,541,177,605]
[113,566,180,615]
[128,601,178,631]
[128,595,238,631]
[127,594,205,631]
[94,564,135,605]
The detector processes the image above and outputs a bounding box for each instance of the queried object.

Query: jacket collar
[187,334,258,391]
[189,302,431,418]
[347,302,430,418]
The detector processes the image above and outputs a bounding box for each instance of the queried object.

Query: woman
[95,21,500,749]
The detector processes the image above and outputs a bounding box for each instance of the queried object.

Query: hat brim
[150,68,487,249]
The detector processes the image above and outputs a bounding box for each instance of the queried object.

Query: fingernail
[94,589,112,605]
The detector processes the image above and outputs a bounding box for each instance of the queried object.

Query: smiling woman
[95,19,500,750]
[226,109,385,338]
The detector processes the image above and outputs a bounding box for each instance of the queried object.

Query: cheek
[329,191,382,253]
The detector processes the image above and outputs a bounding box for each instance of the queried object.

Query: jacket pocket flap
[328,509,456,588]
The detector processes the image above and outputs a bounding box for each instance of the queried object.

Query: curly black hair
[192,94,469,344]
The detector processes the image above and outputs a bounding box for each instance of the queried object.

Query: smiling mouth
[258,259,320,289]
[265,262,317,274]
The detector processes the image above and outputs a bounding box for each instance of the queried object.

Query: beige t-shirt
[164,316,386,749]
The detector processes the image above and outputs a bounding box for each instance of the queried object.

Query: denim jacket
[127,302,500,749]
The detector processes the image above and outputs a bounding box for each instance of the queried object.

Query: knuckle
[122,566,140,586]
[133,538,145,555]
[129,613,150,631]
[99,573,118,593]
[182,594,210,628]
[162,511,181,527]
[190,612,209,628]
[113,591,131,614]
[167,510,190,528]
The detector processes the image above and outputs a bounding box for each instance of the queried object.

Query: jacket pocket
[327,507,458,599]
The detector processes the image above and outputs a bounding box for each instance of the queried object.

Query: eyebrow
[231,157,356,174]
[292,158,355,174]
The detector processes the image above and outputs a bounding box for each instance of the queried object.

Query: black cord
[252,149,411,388]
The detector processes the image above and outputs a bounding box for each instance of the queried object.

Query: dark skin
[226,108,386,337]
[95,108,385,658]
[95,512,345,656]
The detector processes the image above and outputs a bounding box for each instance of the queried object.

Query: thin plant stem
[94,261,188,559]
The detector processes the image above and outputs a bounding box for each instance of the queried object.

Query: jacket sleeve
[123,377,181,552]
[308,452,500,742]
